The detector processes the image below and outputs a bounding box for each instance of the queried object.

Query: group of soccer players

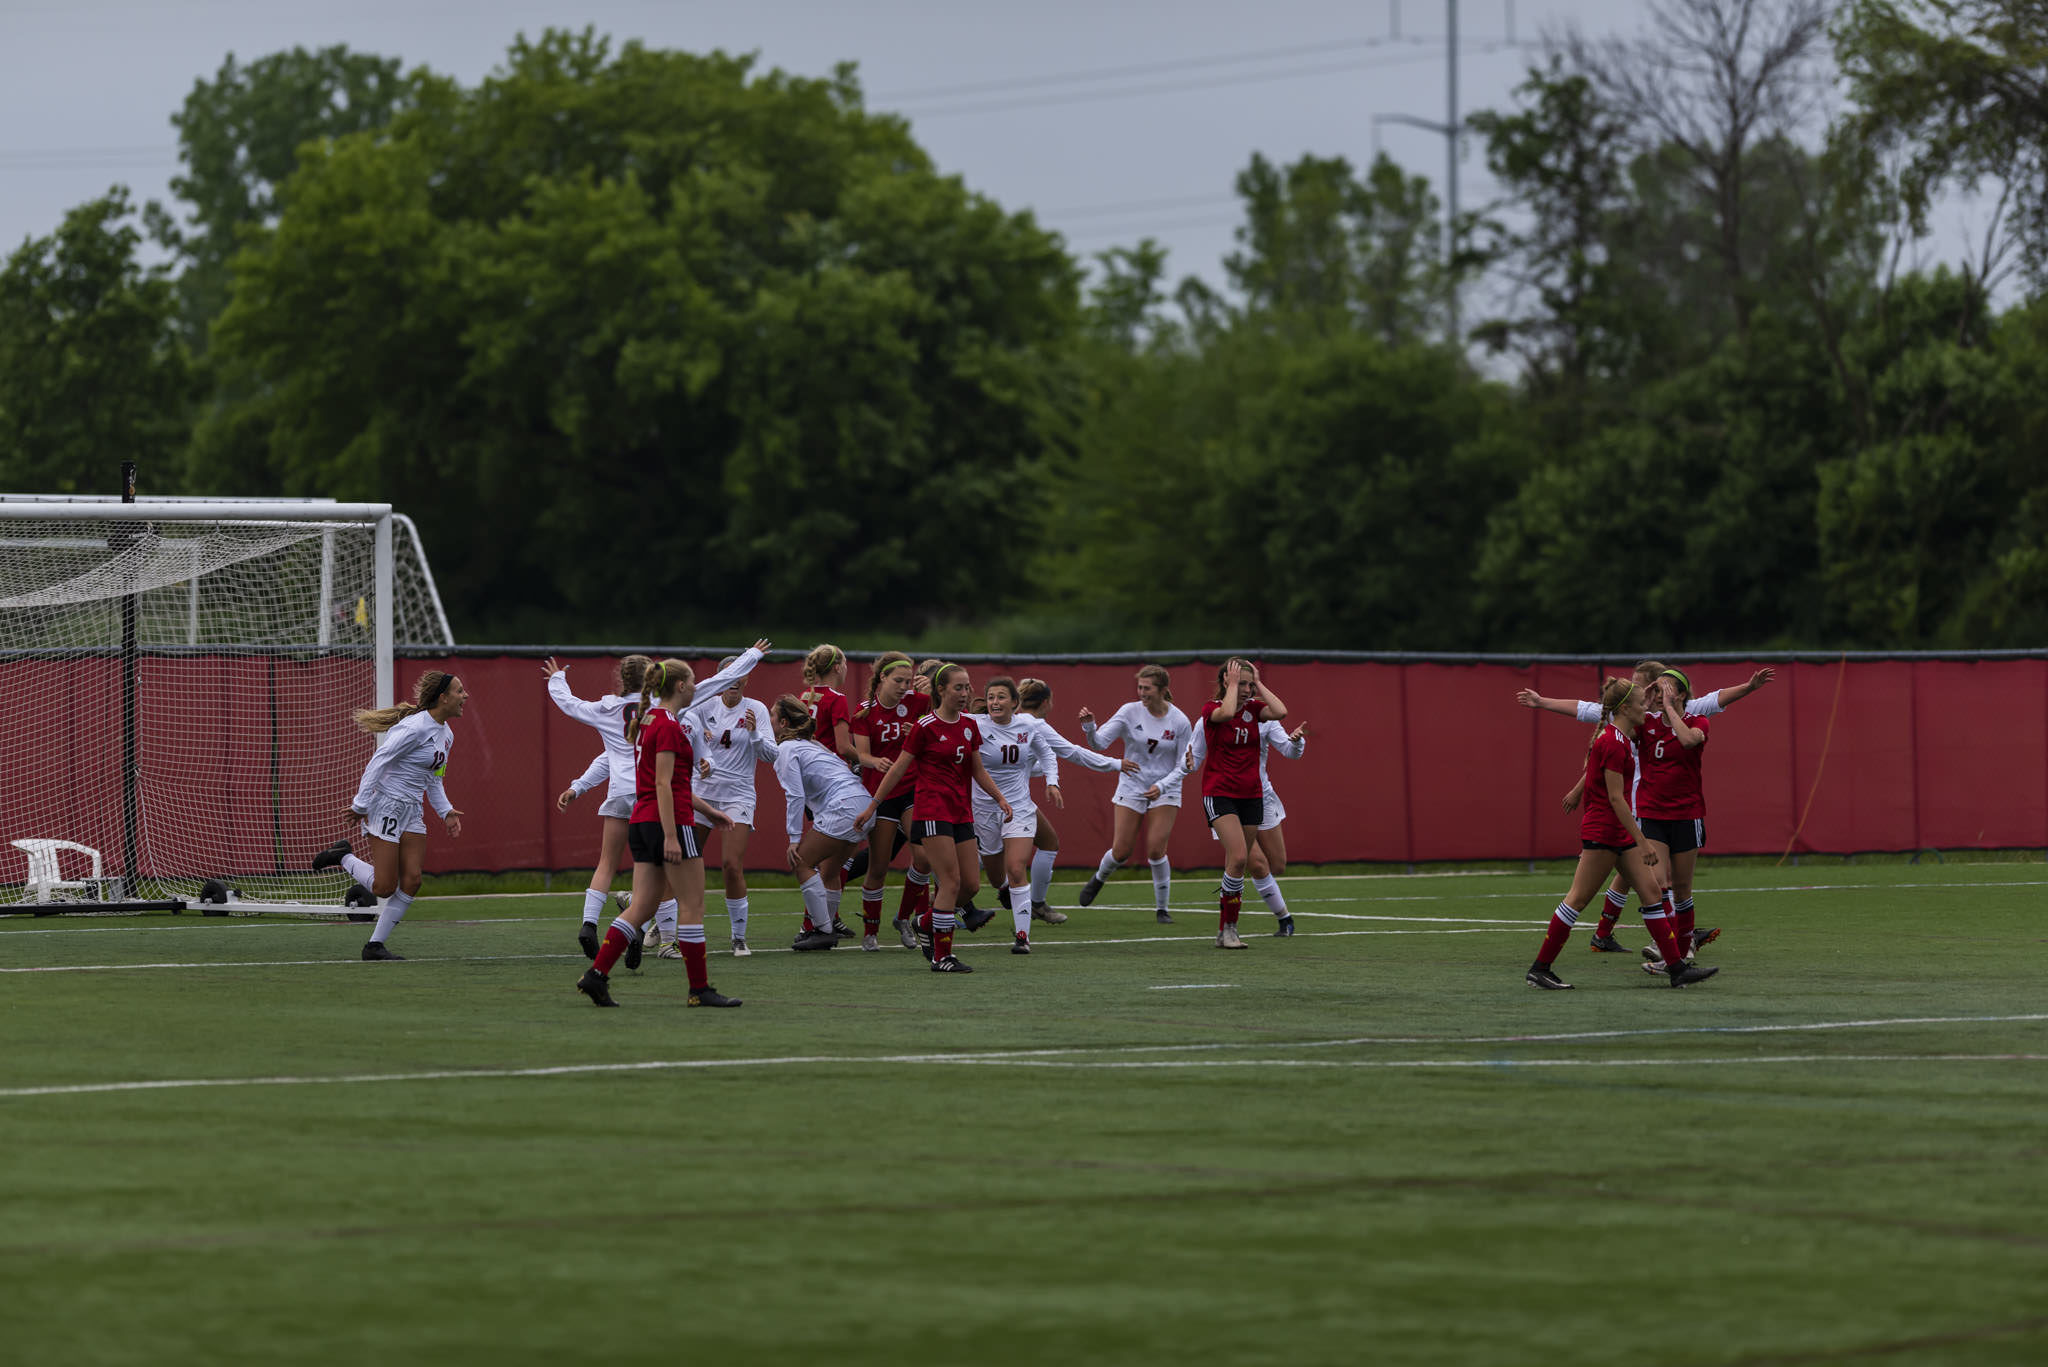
[326,645,1768,1006]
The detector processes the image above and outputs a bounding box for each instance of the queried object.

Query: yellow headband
[1617,680,1635,707]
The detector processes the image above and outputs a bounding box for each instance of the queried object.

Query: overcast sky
[0,0,1998,298]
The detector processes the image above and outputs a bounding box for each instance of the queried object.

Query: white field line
[0,927,1538,974]
[4,1015,2043,1100]
[1147,984,1237,991]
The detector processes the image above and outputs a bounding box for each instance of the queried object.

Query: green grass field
[3,859,2044,1366]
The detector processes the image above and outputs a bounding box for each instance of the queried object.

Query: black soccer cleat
[1273,915,1296,937]
[577,922,599,960]
[624,930,644,971]
[311,840,351,873]
[1077,875,1104,907]
[361,940,404,961]
[831,918,857,940]
[687,983,742,1008]
[344,882,377,908]
[1690,926,1721,952]
[931,954,974,974]
[1155,909,1175,925]
[791,929,839,952]
[915,923,935,963]
[1668,961,1721,988]
[576,967,618,1007]
[1012,933,1031,955]
[1588,934,1630,954]
[997,886,1013,909]
[1525,963,1572,990]
[960,902,996,932]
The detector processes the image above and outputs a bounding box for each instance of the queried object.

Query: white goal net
[0,499,452,914]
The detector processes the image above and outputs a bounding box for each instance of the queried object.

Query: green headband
[1659,668,1691,695]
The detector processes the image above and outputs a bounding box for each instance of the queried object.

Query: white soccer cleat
[731,937,752,958]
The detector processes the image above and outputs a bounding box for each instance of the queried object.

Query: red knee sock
[1536,903,1578,964]
[1670,892,1694,942]
[593,926,630,975]
[682,939,708,990]
[862,888,884,935]
[1643,911,1687,968]
[933,920,954,960]
[1220,894,1242,927]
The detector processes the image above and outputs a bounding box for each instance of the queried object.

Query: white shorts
[1209,790,1286,840]
[698,788,755,829]
[361,796,426,843]
[598,792,634,821]
[1112,772,1183,815]
[973,800,1039,857]
[810,798,875,845]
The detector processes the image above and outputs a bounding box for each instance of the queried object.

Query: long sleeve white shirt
[351,710,455,816]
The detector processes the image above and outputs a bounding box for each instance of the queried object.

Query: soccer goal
[0,494,453,916]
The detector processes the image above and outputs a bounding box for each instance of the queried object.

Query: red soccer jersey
[1579,725,1640,846]
[805,686,852,762]
[630,706,694,825]
[904,710,982,823]
[850,692,931,795]
[1199,698,1269,799]
[1635,711,1709,819]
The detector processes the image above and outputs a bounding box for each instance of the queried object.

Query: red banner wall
[380,654,2048,873]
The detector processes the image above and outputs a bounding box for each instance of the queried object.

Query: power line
[874,34,1417,102]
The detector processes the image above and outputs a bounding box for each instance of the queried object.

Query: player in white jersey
[976,678,1129,952]
[1185,717,1308,935]
[544,654,655,960]
[1075,664,1193,923]
[771,697,881,953]
[311,671,468,961]
[681,658,778,956]
[1013,678,1068,923]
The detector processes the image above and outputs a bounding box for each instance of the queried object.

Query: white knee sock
[1011,885,1033,936]
[370,891,412,945]
[1030,849,1056,905]
[579,887,607,925]
[1094,850,1120,881]
[1252,873,1288,916]
[825,887,843,925]
[340,853,374,886]
[726,896,749,939]
[656,899,678,938]
[800,875,828,930]
[1148,856,1172,910]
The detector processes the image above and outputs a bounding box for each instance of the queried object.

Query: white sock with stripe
[369,891,411,945]
[1252,874,1287,915]
[340,853,375,886]
[1030,849,1056,905]
[1148,856,1172,910]
[1011,885,1033,936]
[800,875,828,931]
[726,896,749,939]
[580,887,607,925]
[1094,851,1120,881]
[655,899,678,938]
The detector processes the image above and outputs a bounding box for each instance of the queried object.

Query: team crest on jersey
[1241,709,1255,722]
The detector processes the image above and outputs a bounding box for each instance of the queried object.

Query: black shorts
[1203,794,1265,828]
[878,792,914,825]
[911,818,974,845]
[1641,817,1704,854]
[1581,838,1637,855]
[629,821,700,863]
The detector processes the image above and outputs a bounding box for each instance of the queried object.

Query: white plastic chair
[11,839,106,902]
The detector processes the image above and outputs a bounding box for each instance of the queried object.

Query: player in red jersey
[1521,660,1774,953]
[1632,669,1721,972]
[575,642,768,1008]
[795,643,858,938]
[858,663,1010,974]
[850,651,934,950]
[1198,659,1289,949]
[1525,677,1719,990]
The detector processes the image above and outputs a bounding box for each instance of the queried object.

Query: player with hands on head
[1196,658,1288,949]
[1186,715,1308,935]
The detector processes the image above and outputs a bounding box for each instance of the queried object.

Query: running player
[1076,664,1192,923]
[1525,677,1718,989]
[858,663,1010,974]
[680,657,777,958]
[1186,716,1308,935]
[773,698,881,953]
[575,643,768,1008]
[319,671,468,961]
[539,654,652,959]
[849,651,931,952]
[1197,659,1288,949]
[976,677,1127,953]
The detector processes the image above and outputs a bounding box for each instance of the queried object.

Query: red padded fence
[387,653,2048,874]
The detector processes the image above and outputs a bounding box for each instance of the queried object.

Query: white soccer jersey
[547,674,639,805]
[774,738,870,840]
[1185,719,1303,802]
[568,751,609,798]
[686,695,776,797]
[1082,701,1192,790]
[971,716,1057,813]
[1573,689,1723,725]
[350,710,455,817]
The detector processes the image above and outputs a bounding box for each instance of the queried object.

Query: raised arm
[545,664,613,729]
[1250,676,1287,723]
[1516,688,1598,721]
[1708,667,1775,709]
[1660,681,1706,748]
[1035,718,1122,774]
[1263,719,1306,760]
[1080,706,1129,751]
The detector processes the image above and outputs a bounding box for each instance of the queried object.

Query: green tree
[0,189,197,494]
[158,45,416,345]
[192,31,1077,638]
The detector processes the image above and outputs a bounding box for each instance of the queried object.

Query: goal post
[0,496,453,916]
